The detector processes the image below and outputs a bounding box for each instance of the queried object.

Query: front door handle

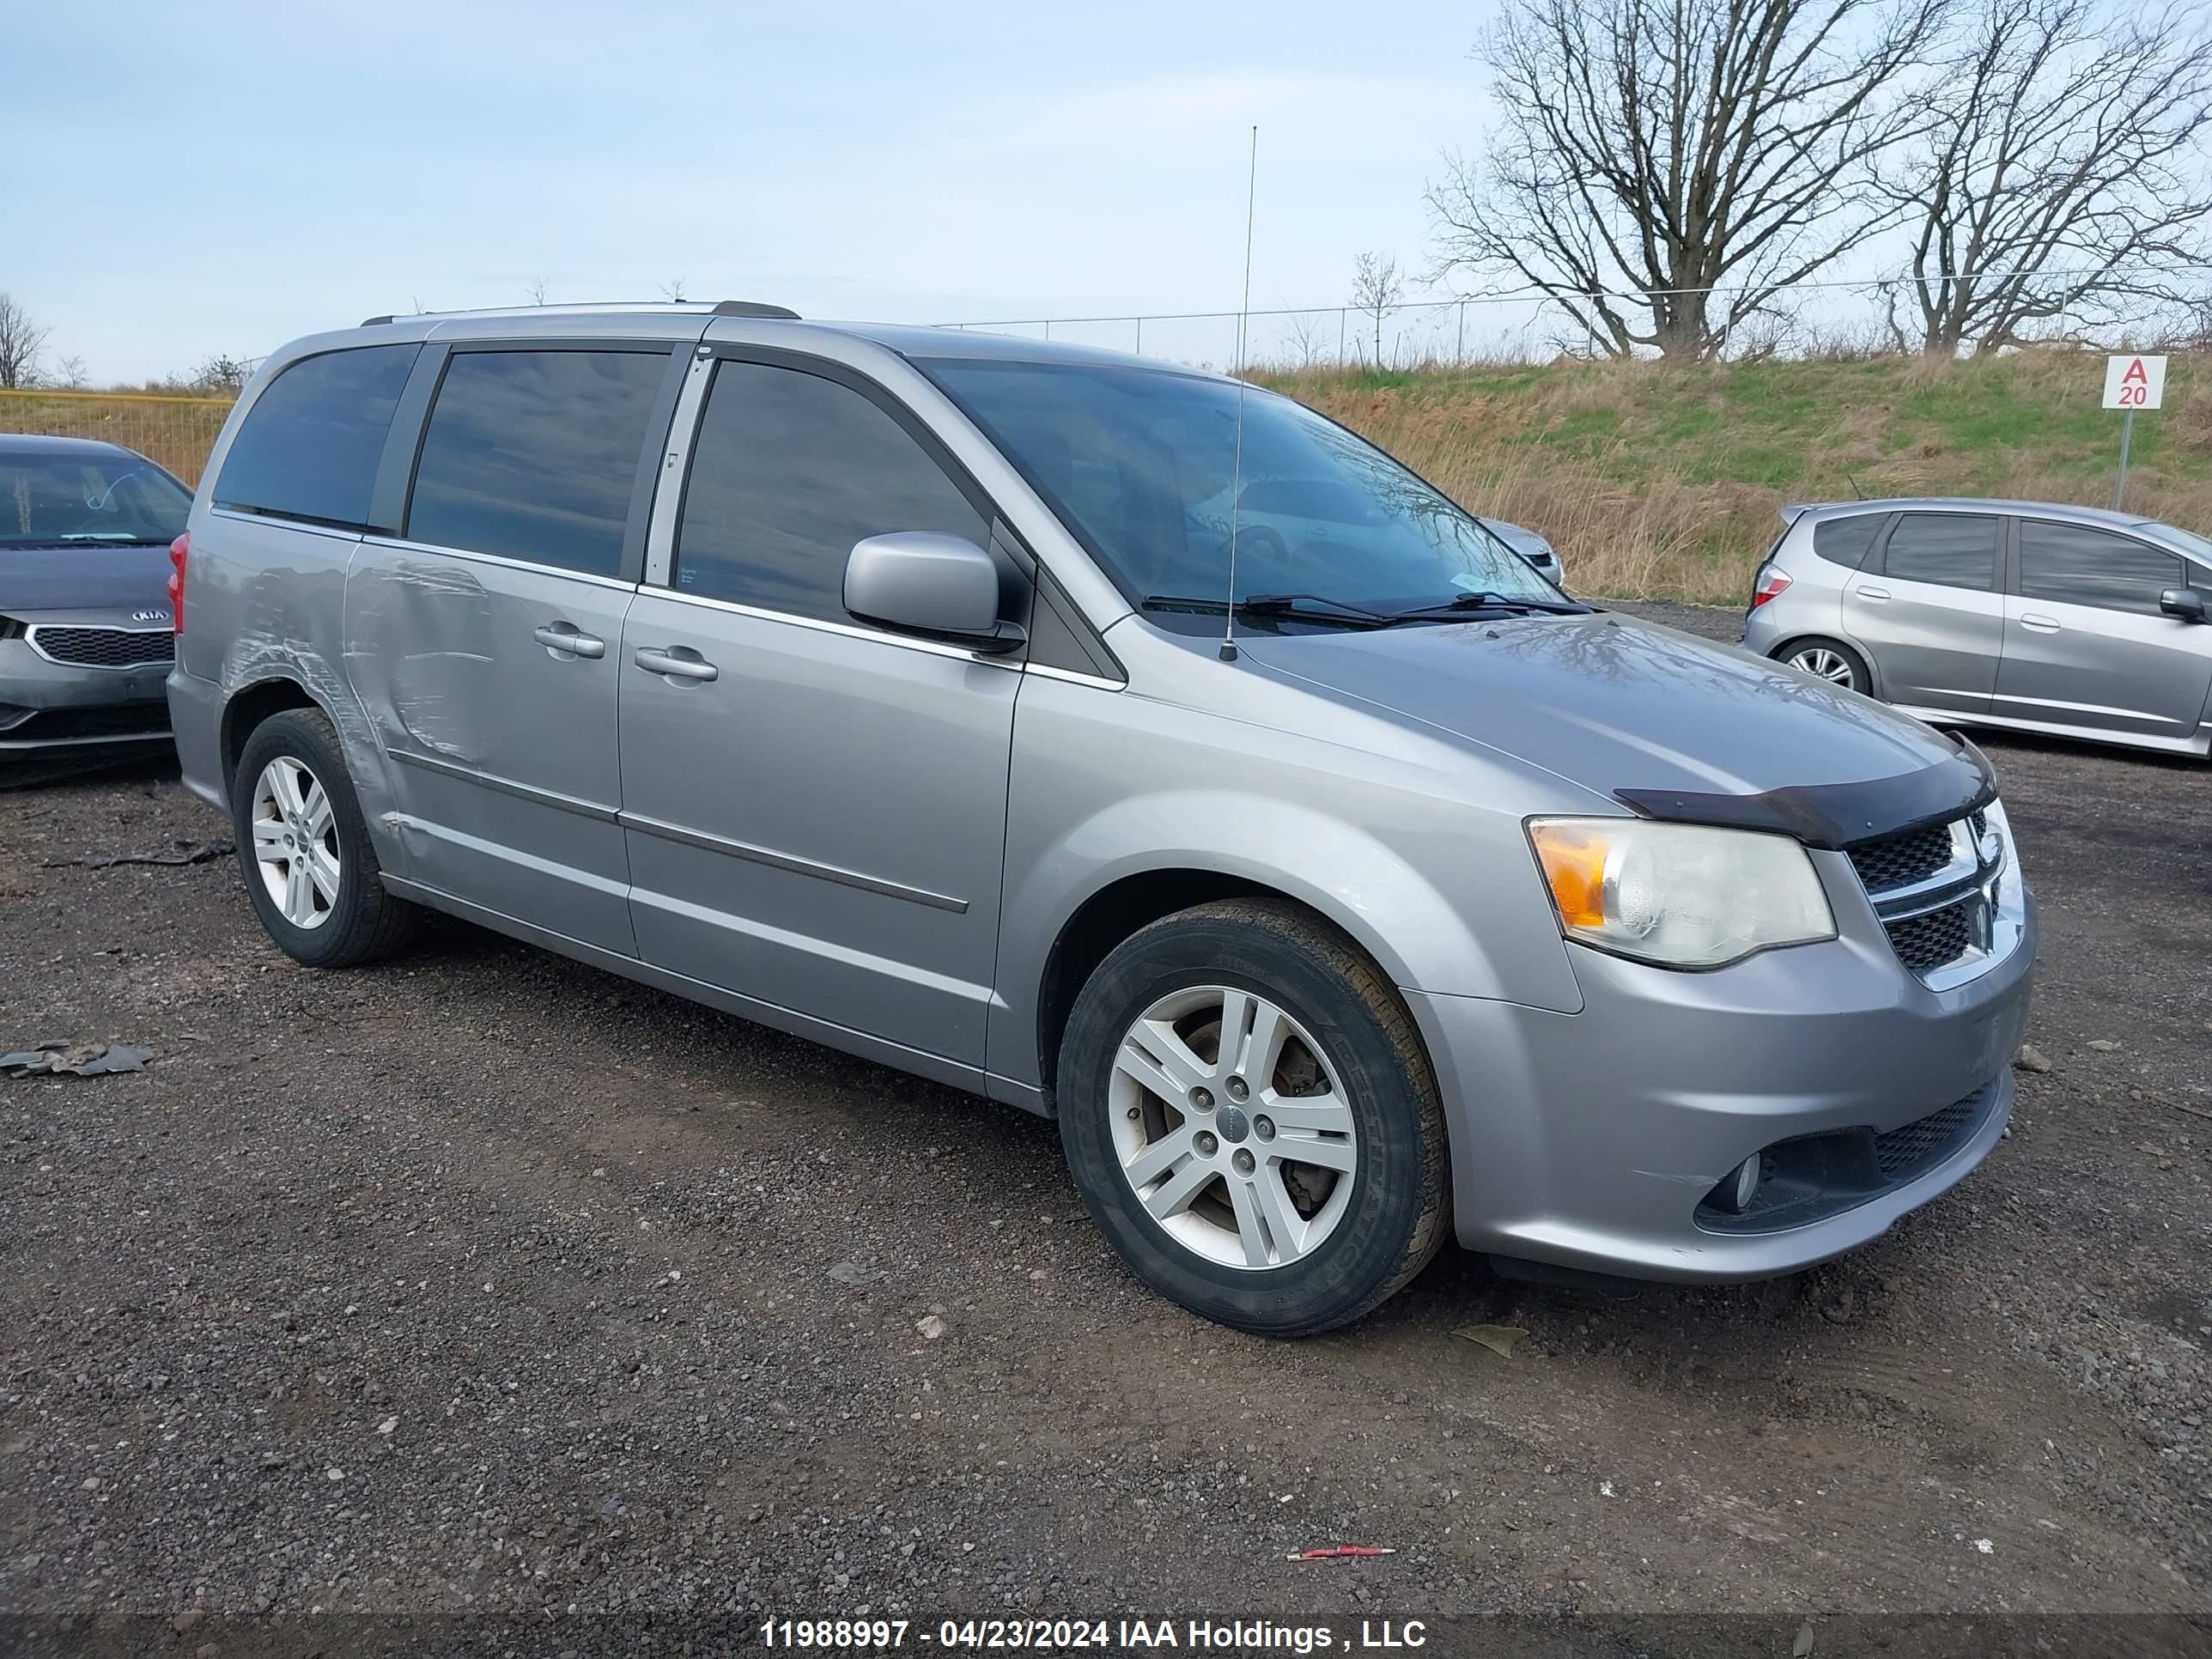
[634,646,718,682]
[2020,612,2062,633]
[534,622,606,659]
[1855,584,1891,603]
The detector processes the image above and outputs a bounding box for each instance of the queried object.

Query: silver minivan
[167,304,2035,1334]
[1742,498,2212,757]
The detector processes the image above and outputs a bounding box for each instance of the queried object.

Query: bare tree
[192,355,252,396]
[659,275,689,302]
[0,292,52,390]
[526,276,550,306]
[55,355,88,391]
[1427,0,1948,360]
[1279,308,1334,369]
[1350,253,1404,365]
[1887,0,2212,356]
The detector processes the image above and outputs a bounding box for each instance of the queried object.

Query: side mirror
[2158,587,2207,623]
[843,532,1025,653]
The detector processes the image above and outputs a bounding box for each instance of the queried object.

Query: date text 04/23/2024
[757,1619,1431,1651]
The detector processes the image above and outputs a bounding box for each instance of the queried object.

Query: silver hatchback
[1743,498,2212,757]
[169,306,2035,1334]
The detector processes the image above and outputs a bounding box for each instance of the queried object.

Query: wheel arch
[1768,633,1878,696]
[219,675,327,794]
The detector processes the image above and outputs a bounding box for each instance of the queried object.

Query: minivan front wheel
[231,708,418,969]
[1781,637,1870,693]
[1059,899,1448,1334]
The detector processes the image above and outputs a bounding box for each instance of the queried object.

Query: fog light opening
[1710,1152,1764,1215]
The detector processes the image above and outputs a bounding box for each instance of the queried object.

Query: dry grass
[1261,350,2212,602]
[0,390,232,486]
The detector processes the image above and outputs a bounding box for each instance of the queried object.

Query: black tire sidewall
[1059,910,1436,1334]
[230,710,384,968]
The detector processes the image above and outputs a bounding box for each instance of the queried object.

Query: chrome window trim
[621,810,968,913]
[643,348,716,589]
[24,623,175,672]
[637,583,1021,669]
[209,506,363,542]
[357,535,638,592]
[385,746,619,822]
[1023,661,1126,692]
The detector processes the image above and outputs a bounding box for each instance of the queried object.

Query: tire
[1778,636,1871,694]
[231,708,418,969]
[1058,898,1449,1335]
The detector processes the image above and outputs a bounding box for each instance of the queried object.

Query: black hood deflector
[1613,737,1997,851]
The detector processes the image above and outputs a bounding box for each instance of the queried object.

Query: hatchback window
[0,451,190,547]
[2018,521,2183,615]
[673,361,988,623]
[922,357,1558,631]
[1811,514,1883,569]
[406,349,668,576]
[215,343,419,530]
[1882,514,1998,590]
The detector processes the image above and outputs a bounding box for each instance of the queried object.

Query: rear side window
[673,361,988,623]
[406,349,668,576]
[2019,521,2183,615]
[1811,514,1883,569]
[1882,513,1998,590]
[215,344,419,529]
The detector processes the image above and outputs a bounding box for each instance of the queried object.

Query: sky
[11,1,1503,382]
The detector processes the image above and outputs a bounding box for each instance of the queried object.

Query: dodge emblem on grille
[131,609,170,624]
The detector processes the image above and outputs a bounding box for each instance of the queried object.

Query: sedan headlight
[1527,818,1835,969]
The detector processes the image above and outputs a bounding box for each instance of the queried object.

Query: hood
[1243,611,1988,846]
[0,544,174,617]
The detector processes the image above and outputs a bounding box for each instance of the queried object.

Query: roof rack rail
[712,300,800,319]
[361,314,396,326]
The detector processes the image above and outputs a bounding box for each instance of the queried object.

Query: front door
[343,342,681,954]
[1843,510,2006,714]
[617,354,1024,1068]
[1995,518,2212,744]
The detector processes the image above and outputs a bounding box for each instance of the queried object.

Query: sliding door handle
[634,646,718,682]
[534,622,606,659]
[2019,613,2062,634]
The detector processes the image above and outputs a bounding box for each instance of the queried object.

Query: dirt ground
[2,603,2207,1654]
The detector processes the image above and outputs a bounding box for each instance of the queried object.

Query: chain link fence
[0,389,234,485]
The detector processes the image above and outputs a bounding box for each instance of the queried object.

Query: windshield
[921,358,1562,630]
[0,451,191,547]
[2150,521,2212,570]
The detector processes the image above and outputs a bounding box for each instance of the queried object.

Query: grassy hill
[1260,350,2210,603]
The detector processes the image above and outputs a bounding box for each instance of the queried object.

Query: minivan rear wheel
[1781,637,1870,693]
[231,708,418,969]
[1058,899,1448,1334]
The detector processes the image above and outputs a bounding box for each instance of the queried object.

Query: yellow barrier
[0,389,234,486]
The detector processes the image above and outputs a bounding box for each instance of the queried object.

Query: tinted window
[1812,513,1883,569]
[407,349,668,576]
[674,362,988,622]
[2018,521,2183,614]
[1882,514,1998,590]
[0,450,190,547]
[215,344,419,528]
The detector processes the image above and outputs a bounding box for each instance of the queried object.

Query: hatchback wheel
[232,708,418,969]
[1058,898,1448,1334]
[1783,637,1870,693]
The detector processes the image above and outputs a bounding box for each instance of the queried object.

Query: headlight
[1527,817,1835,969]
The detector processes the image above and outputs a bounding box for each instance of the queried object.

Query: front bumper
[0,635,173,754]
[1408,866,2036,1282]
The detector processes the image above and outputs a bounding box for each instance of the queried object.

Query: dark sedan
[0,434,189,760]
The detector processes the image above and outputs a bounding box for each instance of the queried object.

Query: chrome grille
[27,626,174,670]
[1847,823,1952,893]
[1884,896,1976,974]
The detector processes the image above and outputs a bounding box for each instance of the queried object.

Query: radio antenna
[1220,125,1259,664]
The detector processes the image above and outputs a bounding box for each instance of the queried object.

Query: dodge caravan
[167,303,2035,1334]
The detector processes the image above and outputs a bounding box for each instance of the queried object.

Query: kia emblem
[131,609,170,624]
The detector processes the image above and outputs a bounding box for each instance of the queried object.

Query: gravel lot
[3,603,2207,1651]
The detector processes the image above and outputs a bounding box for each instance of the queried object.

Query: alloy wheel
[1790,646,1856,685]
[1110,985,1358,1270]
[249,756,340,929]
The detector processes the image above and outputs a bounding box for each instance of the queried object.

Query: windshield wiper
[1140,592,1399,629]
[1389,591,1594,619]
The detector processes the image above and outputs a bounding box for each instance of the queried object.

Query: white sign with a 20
[2103,355,2167,410]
